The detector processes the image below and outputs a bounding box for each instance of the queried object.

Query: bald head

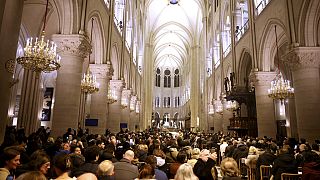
[123,150,135,162]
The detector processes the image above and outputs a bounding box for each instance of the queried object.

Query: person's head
[30,150,51,175]
[145,155,157,168]
[96,140,105,149]
[248,146,257,155]
[16,171,47,180]
[0,146,20,170]
[73,146,82,155]
[77,173,98,180]
[220,158,240,177]
[84,145,101,163]
[299,144,307,152]
[110,136,117,145]
[191,148,200,159]
[63,143,70,151]
[97,160,114,176]
[53,153,72,176]
[153,149,166,159]
[174,163,199,180]
[138,164,155,179]
[279,146,289,155]
[69,154,85,169]
[176,151,188,164]
[199,149,210,162]
[123,150,135,162]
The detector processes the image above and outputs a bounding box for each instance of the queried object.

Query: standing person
[97,160,115,180]
[271,146,298,180]
[145,155,168,180]
[175,163,198,180]
[193,149,217,180]
[0,147,20,179]
[113,150,139,180]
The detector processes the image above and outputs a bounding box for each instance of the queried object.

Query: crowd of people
[0,126,320,180]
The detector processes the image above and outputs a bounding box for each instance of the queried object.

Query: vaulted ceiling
[146,0,204,69]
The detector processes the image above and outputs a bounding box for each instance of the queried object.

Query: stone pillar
[283,47,320,142]
[88,64,111,135]
[51,34,91,137]
[190,45,200,131]
[250,71,277,138]
[0,0,23,143]
[121,89,131,130]
[108,79,124,133]
[286,98,298,139]
[17,70,42,135]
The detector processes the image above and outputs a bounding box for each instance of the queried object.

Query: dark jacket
[193,158,216,180]
[256,151,276,180]
[302,161,320,180]
[272,153,298,180]
[113,158,139,180]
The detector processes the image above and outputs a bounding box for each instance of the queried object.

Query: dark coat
[256,151,276,180]
[113,158,139,180]
[193,158,216,180]
[302,161,320,180]
[155,168,168,180]
[271,153,298,180]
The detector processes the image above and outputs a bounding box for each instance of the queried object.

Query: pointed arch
[111,44,120,79]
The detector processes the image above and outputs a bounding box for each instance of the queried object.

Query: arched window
[155,68,161,87]
[114,0,125,33]
[164,69,171,88]
[155,97,160,107]
[174,69,180,87]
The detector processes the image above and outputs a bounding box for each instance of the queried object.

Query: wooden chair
[238,158,248,178]
[259,165,272,180]
[281,173,302,180]
[247,167,256,180]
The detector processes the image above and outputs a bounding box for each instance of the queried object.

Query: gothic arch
[299,0,320,46]
[87,11,106,64]
[238,50,252,87]
[258,19,289,71]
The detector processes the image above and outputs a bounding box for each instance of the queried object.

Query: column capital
[122,89,132,99]
[282,47,320,71]
[89,63,113,79]
[249,71,277,86]
[52,34,91,59]
[110,79,125,91]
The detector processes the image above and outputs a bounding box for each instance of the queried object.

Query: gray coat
[114,158,139,180]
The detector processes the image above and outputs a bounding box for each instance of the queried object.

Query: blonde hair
[138,144,148,151]
[248,146,257,154]
[191,148,200,159]
[98,160,114,176]
[220,157,240,177]
[174,163,199,180]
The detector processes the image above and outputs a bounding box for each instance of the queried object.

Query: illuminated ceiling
[146,0,204,69]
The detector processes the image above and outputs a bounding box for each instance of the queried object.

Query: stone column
[0,0,23,143]
[108,79,124,133]
[283,47,320,142]
[51,34,91,137]
[17,70,42,135]
[121,89,131,130]
[190,45,200,131]
[250,71,277,138]
[88,64,111,135]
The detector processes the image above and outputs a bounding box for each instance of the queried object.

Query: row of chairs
[239,160,302,180]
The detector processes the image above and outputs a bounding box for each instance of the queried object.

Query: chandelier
[81,70,99,94]
[135,100,140,114]
[80,18,99,94]
[17,0,60,73]
[268,26,294,101]
[208,103,215,116]
[107,86,117,104]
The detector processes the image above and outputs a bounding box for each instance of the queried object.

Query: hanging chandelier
[81,18,99,94]
[17,0,60,73]
[107,87,117,104]
[268,26,294,101]
[81,70,99,94]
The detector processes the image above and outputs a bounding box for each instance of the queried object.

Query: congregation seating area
[0,126,318,180]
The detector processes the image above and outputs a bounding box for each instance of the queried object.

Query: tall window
[155,68,161,87]
[155,97,160,107]
[114,0,125,33]
[163,97,171,107]
[164,69,171,88]
[174,69,180,87]
[174,97,180,107]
